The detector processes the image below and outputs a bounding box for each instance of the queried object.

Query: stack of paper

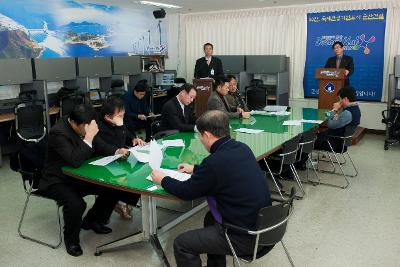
[130,150,150,163]
[264,105,288,112]
[301,119,324,124]
[250,110,269,116]
[234,128,264,134]
[162,139,185,147]
[282,120,302,126]
[89,154,123,166]
[147,168,191,182]
[270,111,291,116]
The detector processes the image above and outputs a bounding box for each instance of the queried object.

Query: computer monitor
[89,89,101,101]
[156,73,175,86]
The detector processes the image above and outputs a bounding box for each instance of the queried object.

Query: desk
[0,106,60,123]
[62,107,326,265]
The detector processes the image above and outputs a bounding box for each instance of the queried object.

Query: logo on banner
[315,34,376,55]
[324,83,335,93]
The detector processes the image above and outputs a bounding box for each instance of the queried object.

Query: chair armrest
[223,223,252,235]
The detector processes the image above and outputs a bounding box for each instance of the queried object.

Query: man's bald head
[196,110,229,138]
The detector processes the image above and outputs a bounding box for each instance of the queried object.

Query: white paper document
[147,168,191,182]
[301,119,324,124]
[149,140,163,170]
[130,150,150,163]
[250,110,269,116]
[264,105,288,112]
[282,120,302,126]
[129,144,151,153]
[270,111,291,116]
[162,139,185,147]
[234,128,264,134]
[89,154,123,166]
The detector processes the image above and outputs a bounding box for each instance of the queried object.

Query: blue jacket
[123,91,150,119]
[161,136,272,230]
[328,103,361,136]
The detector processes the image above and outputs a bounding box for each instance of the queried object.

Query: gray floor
[0,134,399,267]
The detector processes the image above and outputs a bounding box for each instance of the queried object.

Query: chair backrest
[15,101,46,142]
[257,187,296,246]
[343,124,357,147]
[298,130,317,155]
[246,87,267,111]
[150,119,163,138]
[153,130,179,140]
[60,94,85,117]
[10,140,47,191]
[281,136,300,165]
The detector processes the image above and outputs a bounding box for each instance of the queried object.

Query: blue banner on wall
[0,0,167,58]
[304,9,387,101]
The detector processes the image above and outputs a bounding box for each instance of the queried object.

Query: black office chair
[224,187,296,267]
[10,141,62,249]
[245,79,268,111]
[382,107,400,150]
[314,124,358,189]
[60,93,85,117]
[150,119,163,139]
[295,130,320,185]
[263,136,305,200]
[14,99,46,143]
[107,79,126,97]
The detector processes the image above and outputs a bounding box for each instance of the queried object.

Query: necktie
[336,57,341,69]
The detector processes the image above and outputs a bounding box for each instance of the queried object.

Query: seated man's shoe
[65,243,83,257]
[81,220,112,234]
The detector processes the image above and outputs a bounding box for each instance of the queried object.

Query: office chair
[10,141,62,249]
[314,125,358,189]
[245,79,268,111]
[153,129,179,140]
[60,93,85,117]
[262,136,305,200]
[295,130,320,185]
[14,99,46,143]
[224,187,296,267]
[382,107,400,150]
[107,79,126,97]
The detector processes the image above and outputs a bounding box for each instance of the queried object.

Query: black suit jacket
[194,56,224,79]
[160,97,197,132]
[40,117,116,191]
[325,55,354,77]
[96,118,136,152]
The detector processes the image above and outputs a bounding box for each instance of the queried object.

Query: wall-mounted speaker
[153,9,166,19]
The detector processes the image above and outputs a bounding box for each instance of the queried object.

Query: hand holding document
[89,154,123,166]
[234,128,264,134]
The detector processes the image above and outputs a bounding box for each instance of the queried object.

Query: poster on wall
[304,9,387,101]
[0,0,167,58]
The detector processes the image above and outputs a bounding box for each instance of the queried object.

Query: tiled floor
[0,134,399,267]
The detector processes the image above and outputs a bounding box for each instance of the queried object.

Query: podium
[315,68,346,109]
[193,79,213,117]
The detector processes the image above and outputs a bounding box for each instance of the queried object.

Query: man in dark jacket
[160,83,197,132]
[314,86,361,152]
[123,82,154,142]
[325,41,354,85]
[194,43,224,79]
[40,104,128,257]
[151,110,272,267]
[97,96,144,220]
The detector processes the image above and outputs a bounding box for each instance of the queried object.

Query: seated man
[225,75,248,112]
[151,110,273,267]
[97,96,145,220]
[160,83,197,132]
[123,82,154,142]
[40,104,128,257]
[314,86,361,152]
[208,76,251,119]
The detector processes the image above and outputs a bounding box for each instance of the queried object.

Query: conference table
[62,107,326,266]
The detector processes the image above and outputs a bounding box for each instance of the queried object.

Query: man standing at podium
[325,41,354,85]
[194,43,224,79]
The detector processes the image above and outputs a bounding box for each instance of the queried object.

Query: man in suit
[123,82,154,142]
[225,75,248,112]
[325,41,354,85]
[208,76,251,119]
[194,43,224,79]
[160,83,197,132]
[97,96,145,220]
[151,110,273,267]
[40,104,128,257]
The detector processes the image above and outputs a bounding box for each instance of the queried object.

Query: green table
[62,107,326,265]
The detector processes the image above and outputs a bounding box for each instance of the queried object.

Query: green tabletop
[63,107,327,199]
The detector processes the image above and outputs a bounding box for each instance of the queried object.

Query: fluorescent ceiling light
[137,1,182,9]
